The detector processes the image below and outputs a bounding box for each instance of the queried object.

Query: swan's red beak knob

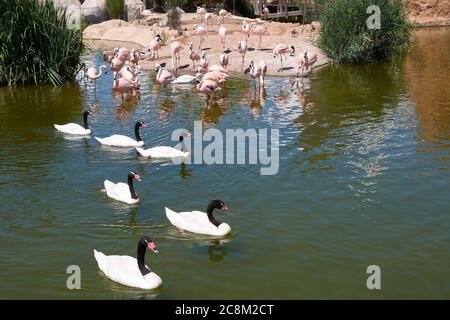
[142,123,149,128]
[148,242,158,253]
[221,205,228,213]
[134,174,142,182]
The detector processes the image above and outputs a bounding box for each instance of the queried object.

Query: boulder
[81,0,107,24]
[125,0,145,21]
[52,0,82,29]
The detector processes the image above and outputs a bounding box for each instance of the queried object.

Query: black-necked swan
[103,171,142,204]
[94,236,162,290]
[136,131,191,158]
[165,199,231,236]
[95,120,148,147]
[54,110,93,135]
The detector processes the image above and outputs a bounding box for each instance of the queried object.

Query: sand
[83,13,330,77]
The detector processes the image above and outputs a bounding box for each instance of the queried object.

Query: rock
[175,7,185,14]
[124,0,145,21]
[52,0,82,29]
[81,0,107,24]
[158,15,168,27]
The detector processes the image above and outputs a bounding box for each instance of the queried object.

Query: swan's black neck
[206,204,222,228]
[179,136,186,152]
[83,112,89,129]
[137,243,151,276]
[134,123,142,141]
[128,175,138,200]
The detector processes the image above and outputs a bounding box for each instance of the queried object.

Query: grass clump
[107,0,125,19]
[0,0,86,86]
[318,0,412,63]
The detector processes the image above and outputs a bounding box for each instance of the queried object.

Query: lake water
[0,27,449,299]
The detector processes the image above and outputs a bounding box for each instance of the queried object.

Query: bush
[107,0,125,19]
[318,0,412,63]
[0,0,86,86]
[165,0,187,30]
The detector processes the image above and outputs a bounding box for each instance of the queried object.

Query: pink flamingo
[155,64,175,88]
[208,64,230,76]
[87,64,107,92]
[219,52,229,69]
[108,53,125,72]
[296,50,318,77]
[170,41,183,71]
[218,24,227,48]
[193,24,208,50]
[238,40,247,65]
[196,79,222,103]
[130,49,139,66]
[218,9,231,25]
[196,6,206,24]
[188,43,201,70]
[259,60,267,83]
[262,6,270,19]
[148,34,164,60]
[117,47,131,61]
[250,23,268,50]
[204,12,212,27]
[199,51,209,70]
[273,43,295,72]
[112,73,140,99]
[248,59,261,85]
[242,21,251,39]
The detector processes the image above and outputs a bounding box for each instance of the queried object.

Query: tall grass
[107,0,125,19]
[319,0,412,63]
[0,0,86,86]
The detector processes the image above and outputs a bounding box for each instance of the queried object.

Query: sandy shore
[83,13,330,77]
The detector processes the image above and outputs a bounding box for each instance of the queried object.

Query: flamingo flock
[86,7,318,104]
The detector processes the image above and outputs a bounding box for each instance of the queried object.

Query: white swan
[95,120,148,147]
[54,110,93,135]
[136,131,191,159]
[103,171,142,204]
[165,199,231,236]
[94,236,162,290]
[171,74,197,84]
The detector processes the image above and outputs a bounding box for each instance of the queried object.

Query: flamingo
[219,52,229,69]
[109,54,125,73]
[204,12,212,27]
[273,43,295,72]
[196,79,222,103]
[117,47,131,61]
[238,40,247,66]
[296,50,318,77]
[208,64,230,75]
[188,43,201,70]
[218,9,231,25]
[218,24,227,48]
[148,34,164,60]
[130,49,139,66]
[112,73,139,99]
[87,64,107,92]
[118,65,141,81]
[248,59,261,85]
[199,51,209,70]
[262,6,270,19]
[170,41,183,71]
[259,60,267,83]
[193,24,208,50]
[155,64,175,87]
[196,6,206,24]
[251,23,268,50]
[242,21,251,39]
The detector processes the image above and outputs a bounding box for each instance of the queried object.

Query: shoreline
[83,14,330,77]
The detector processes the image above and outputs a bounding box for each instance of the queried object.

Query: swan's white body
[54,123,91,135]
[104,180,139,204]
[171,74,197,84]
[136,146,189,158]
[95,135,144,147]
[165,207,231,236]
[93,250,162,290]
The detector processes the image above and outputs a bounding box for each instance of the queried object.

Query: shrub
[0,0,86,86]
[107,0,125,19]
[165,0,187,30]
[318,0,412,63]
